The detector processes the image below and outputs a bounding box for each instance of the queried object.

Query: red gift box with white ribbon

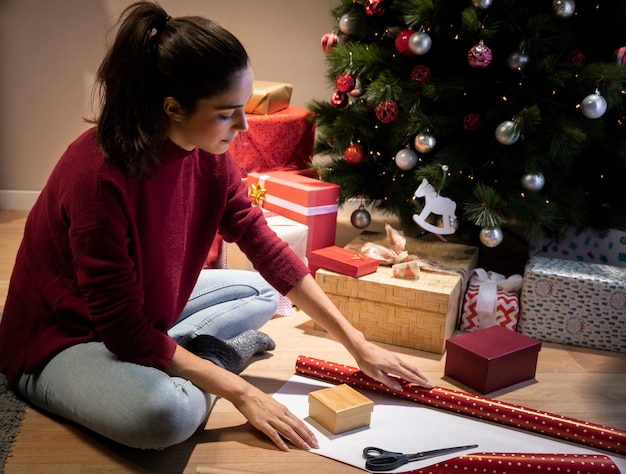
[247,170,339,264]
[461,269,523,331]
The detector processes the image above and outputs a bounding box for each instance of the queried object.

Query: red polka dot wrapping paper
[295,356,626,457]
[408,452,619,473]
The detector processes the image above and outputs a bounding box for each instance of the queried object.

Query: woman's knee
[115,378,214,450]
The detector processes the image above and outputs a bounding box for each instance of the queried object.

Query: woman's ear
[163,97,184,122]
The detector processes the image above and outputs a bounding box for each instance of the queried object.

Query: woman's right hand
[231,383,319,452]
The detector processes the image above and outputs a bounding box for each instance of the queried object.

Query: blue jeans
[16,269,279,449]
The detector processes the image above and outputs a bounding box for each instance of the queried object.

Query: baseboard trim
[0,190,40,210]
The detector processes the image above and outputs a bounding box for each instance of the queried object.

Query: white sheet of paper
[274,375,626,473]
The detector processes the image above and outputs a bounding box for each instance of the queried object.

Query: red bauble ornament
[375,100,398,123]
[614,46,626,66]
[320,32,338,53]
[344,144,365,164]
[330,91,348,108]
[467,42,492,68]
[410,65,431,86]
[335,73,356,93]
[365,0,385,17]
[395,29,415,57]
[564,48,586,65]
[463,113,482,131]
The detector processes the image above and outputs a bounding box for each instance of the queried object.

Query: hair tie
[164,15,171,23]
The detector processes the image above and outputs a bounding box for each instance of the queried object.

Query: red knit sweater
[0,128,310,384]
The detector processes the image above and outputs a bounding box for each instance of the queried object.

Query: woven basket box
[315,233,479,353]
[518,256,626,352]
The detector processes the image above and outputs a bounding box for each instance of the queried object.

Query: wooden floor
[1,209,626,474]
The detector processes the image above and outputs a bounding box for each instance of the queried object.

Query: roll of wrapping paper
[295,356,626,455]
[407,452,620,473]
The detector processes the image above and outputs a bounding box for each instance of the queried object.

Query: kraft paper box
[245,81,293,115]
[518,256,626,352]
[247,171,340,264]
[315,232,479,353]
[308,384,373,435]
[445,325,541,394]
[310,246,379,278]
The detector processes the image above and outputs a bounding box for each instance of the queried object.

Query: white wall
[0,0,337,209]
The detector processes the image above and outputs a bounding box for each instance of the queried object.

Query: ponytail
[94,1,249,176]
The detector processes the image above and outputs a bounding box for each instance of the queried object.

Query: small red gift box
[445,325,541,394]
[310,246,379,278]
[247,170,340,263]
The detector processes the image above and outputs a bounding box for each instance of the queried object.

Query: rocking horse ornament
[412,178,458,235]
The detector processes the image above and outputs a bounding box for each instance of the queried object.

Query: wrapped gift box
[225,209,307,317]
[460,269,523,332]
[229,107,315,176]
[245,81,293,115]
[518,256,626,352]
[315,232,479,353]
[445,325,542,394]
[247,171,339,264]
[529,227,626,268]
[310,245,379,278]
[308,384,373,435]
[226,209,308,270]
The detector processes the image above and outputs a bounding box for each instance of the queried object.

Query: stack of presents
[216,81,626,394]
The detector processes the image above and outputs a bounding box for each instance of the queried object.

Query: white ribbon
[472,268,523,315]
[258,174,339,217]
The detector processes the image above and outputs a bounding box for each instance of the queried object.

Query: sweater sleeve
[218,159,310,295]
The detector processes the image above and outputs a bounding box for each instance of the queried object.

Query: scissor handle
[363,446,409,471]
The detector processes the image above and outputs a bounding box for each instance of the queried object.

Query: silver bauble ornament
[479,227,504,247]
[506,51,529,71]
[414,132,436,153]
[351,206,371,229]
[553,0,575,18]
[339,13,358,35]
[521,173,545,192]
[581,91,607,119]
[408,31,432,55]
[471,0,493,8]
[495,120,520,145]
[395,148,418,170]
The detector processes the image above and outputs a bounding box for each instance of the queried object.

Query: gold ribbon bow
[249,183,267,205]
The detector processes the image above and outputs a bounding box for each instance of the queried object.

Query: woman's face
[166,67,253,154]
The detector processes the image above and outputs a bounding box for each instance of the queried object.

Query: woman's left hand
[352,341,433,391]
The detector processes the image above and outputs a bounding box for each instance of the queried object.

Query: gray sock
[183,330,275,374]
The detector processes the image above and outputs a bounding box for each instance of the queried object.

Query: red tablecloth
[229,106,315,176]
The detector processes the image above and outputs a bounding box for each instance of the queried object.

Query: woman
[0,1,432,451]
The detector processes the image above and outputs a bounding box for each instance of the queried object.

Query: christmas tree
[308,0,626,247]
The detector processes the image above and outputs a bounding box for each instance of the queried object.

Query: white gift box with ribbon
[460,269,523,332]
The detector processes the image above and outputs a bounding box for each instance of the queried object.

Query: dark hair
[94,1,249,176]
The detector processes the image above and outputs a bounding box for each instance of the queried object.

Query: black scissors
[363,444,478,471]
